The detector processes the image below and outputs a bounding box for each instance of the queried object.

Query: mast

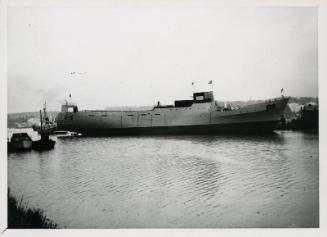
[39,110,43,133]
[43,101,47,120]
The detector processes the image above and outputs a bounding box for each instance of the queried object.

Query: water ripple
[8,130,319,228]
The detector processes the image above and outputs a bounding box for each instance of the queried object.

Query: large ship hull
[56,95,289,136]
[60,120,279,136]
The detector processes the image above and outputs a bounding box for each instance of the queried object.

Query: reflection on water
[8,130,318,228]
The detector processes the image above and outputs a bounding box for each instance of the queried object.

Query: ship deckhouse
[172,91,214,108]
[61,102,78,113]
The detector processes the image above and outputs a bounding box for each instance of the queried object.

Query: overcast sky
[8,6,317,113]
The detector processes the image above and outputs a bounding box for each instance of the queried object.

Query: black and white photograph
[0,0,325,236]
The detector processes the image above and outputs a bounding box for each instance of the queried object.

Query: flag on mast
[281,88,284,93]
[208,80,213,84]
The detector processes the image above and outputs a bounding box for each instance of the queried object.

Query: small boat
[32,102,57,134]
[32,134,56,151]
[8,133,33,152]
[32,109,56,151]
[52,130,69,135]
[56,131,82,139]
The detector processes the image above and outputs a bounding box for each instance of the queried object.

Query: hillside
[7,111,58,128]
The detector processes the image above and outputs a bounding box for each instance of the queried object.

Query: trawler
[32,102,57,135]
[56,91,289,135]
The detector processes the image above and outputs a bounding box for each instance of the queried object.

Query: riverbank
[8,190,57,228]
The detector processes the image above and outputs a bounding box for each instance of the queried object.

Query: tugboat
[287,102,318,132]
[32,102,57,135]
[8,133,33,152]
[32,110,56,151]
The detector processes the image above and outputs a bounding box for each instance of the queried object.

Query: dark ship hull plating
[56,91,289,136]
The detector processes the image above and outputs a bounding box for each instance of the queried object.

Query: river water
[8,129,319,228]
